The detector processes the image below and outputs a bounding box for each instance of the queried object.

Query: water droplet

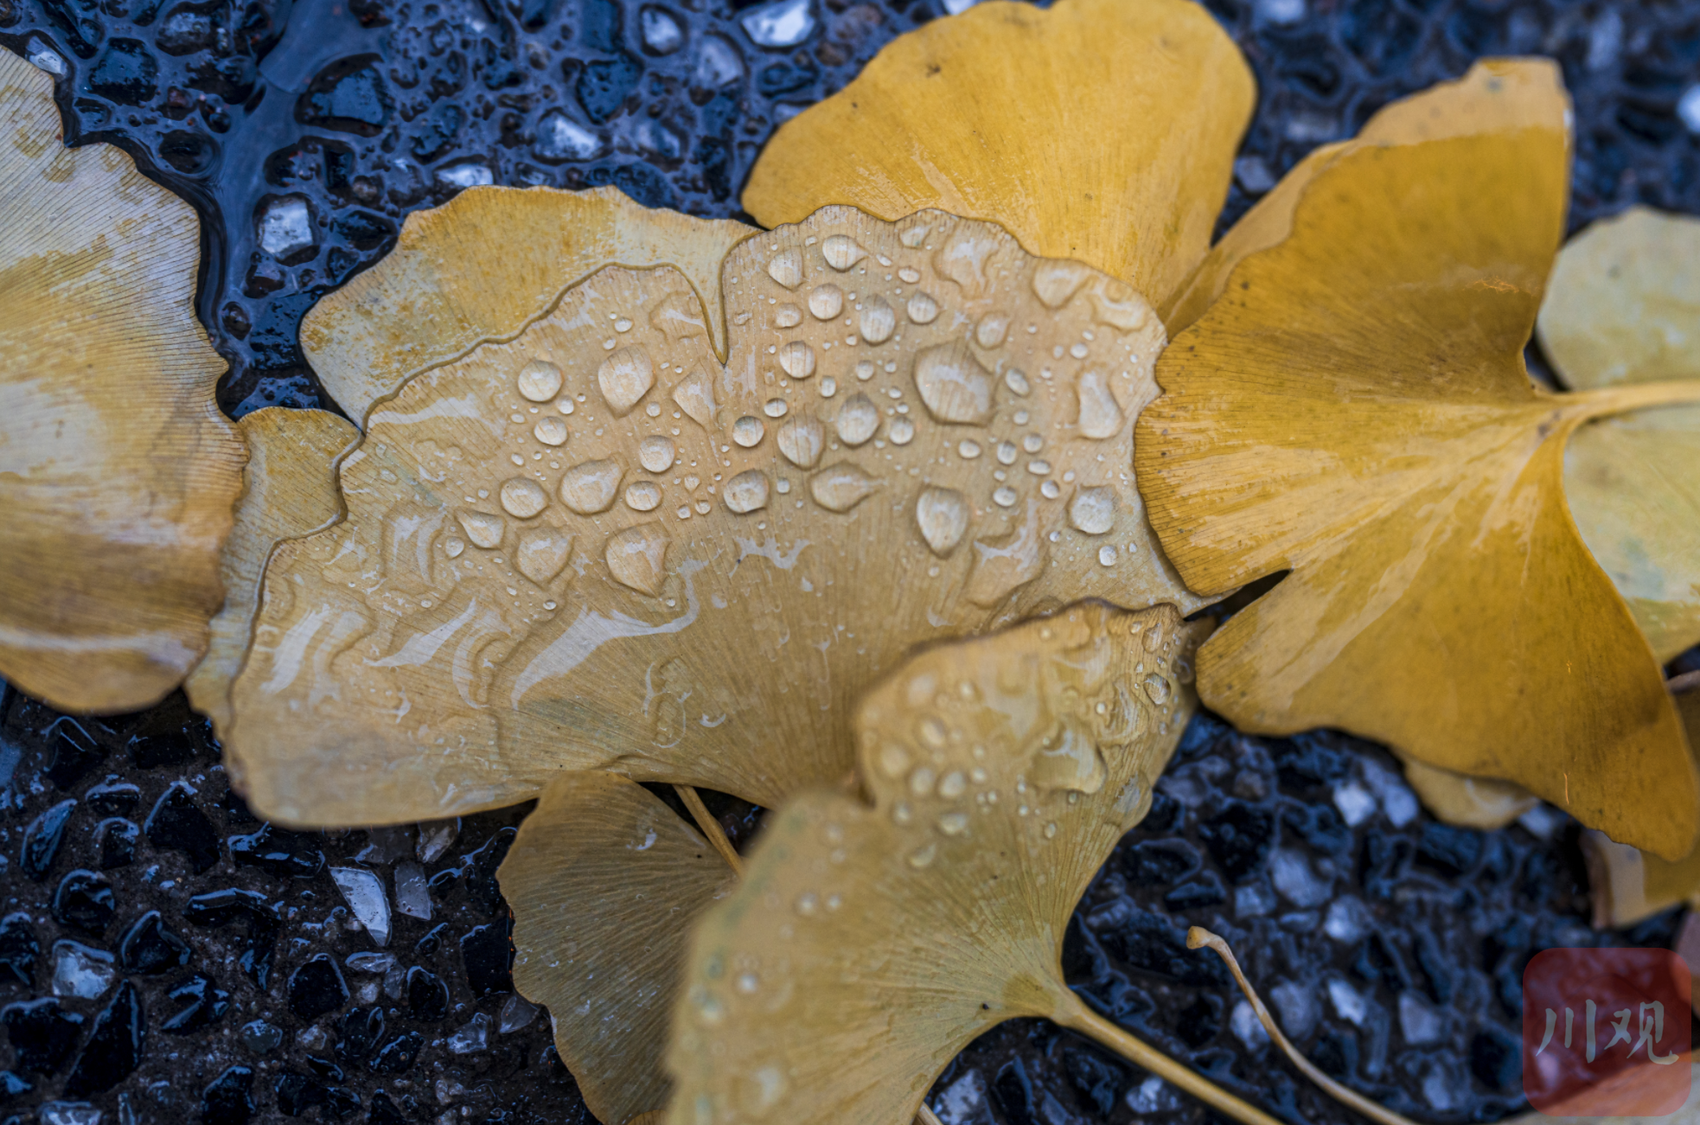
[809,463,879,512]
[774,304,802,329]
[859,296,896,344]
[1069,342,1089,359]
[993,487,1017,508]
[779,340,816,379]
[534,417,569,446]
[892,802,913,825]
[777,416,824,469]
[1040,480,1060,499]
[500,478,548,519]
[1031,260,1094,308]
[517,359,564,402]
[1075,370,1125,439]
[639,435,677,473]
[854,360,875,381]
[954,440,979,460]
[556,398,575,415]
[938,812,969,836]
[1030,720,1107,794]
[605,522,670,596]
[733,415,766,448]
[1027,460,1051,476]
[994,441,1017,465]
[879,744,911,778]
[1022,434,1043,454]
[906,291,939,324]
[889,418,915,445]
[724,470,770,514]
[444,538,466,558]
[767,249,803,289]
[819,376,837,398]
[1142,673,1171,706]
[673,368,718,428]
[737,972,759,993]
[625,481,662,511]
[939,771,967,799]
[456,510,505,549]
[836,395,878,446]
[822,234,865,271]
[560,460,624,514]
[1098,544,1118,567]
[1004,369,1030,396]
[976,314,1010,348]
[914,342,994,425]
[764,398,789,418]
[693,988,725,1027]
[597,346,655,416]
[1044,821,1058,839]
[808,284,844,320]
[897,267,921,284]
[1069,487,1115,535]
[909,766,937,796]
[914,487,968,556]
[908,843,937,868]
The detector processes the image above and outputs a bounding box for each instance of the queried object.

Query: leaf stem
[1187,927,1420,1125]
[1050,989,1287,1125]
[1562,379,1700,423]
[673,785,743,877]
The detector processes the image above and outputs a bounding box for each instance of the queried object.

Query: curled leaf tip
[0,48,245,712]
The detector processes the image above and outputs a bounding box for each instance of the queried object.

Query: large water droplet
[767,248,803,289]
[499,478,548,519]
[732,415,766,448]
[516,526,573,585]
[1098,544,1118,567]
[779,340,816,379]
[777,416,824,469]
[724,470,770,514]
[1075,370,1125,439]
[913,341,994,425]
[835,394,878,446]
[605,522,670,595]
[822,234,865,271]
[915,487,969,557]
[1069,487,1115,535]
[639,435,677,473]
[906,292,939,324]
[933,225,999,298]
[809,463,878,513]
[560,460,624,514]
[888,418,915,445]
[597,346,655,416]
[534,417,569,447]
[1142,673,1171,706]
[456,510,505,549]
[859,296,896,344]
[625,481,662,512]
[808,284,844,320]
[976,314,1009,348]
[1031,260,1094,309]
[1029,720,1107,794]
[517,359,564,403]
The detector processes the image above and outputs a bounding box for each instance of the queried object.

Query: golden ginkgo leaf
[501,773,736,1125]
[1134,59,1700,860]
[183,407,358,737]
[741,0,1254,313]
[662,603,1291,1125]
[0,49,245,712]
[227,206,1203,826]
[300,185,755,425]
[1539,208,1700,663]
[1399,759,1538,831]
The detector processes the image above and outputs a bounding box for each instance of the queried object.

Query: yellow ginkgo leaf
[227,206,1203,826]
[0,49,246,712]
[1399,758,1539,831]
[183,407,358,737]
[741,0,1254,313]
[300,185,755,425]
[500,773,736,1125]
[666,603,1242,1125]
[1134,59,1700,860]
[1540,209,1700,662]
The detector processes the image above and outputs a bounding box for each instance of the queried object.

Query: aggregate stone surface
[0,0,1697,1121]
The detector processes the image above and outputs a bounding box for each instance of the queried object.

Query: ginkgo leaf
[227,205,1205,826]
[741,0,1254,313]
[300,185,755,425]
[1133,59,1700,860]
[500,772,736,1125]
[1539,208,1700,663]
[183,407,358,737]
[0,49,246,712]
[1399,758,1538,831]
[661,602,1294,1125]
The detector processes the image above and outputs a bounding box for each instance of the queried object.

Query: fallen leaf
[1399,758,1539,831]
[184,407,359,737]
[1134,60,1700,859]
[741,0,1254,312]
[1540,208,1700,662]
[0,49,245,711]
[500,773,737,1124]
[300,185,755,425]
[662,603,1297,1125]
[227,206,1203,826]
